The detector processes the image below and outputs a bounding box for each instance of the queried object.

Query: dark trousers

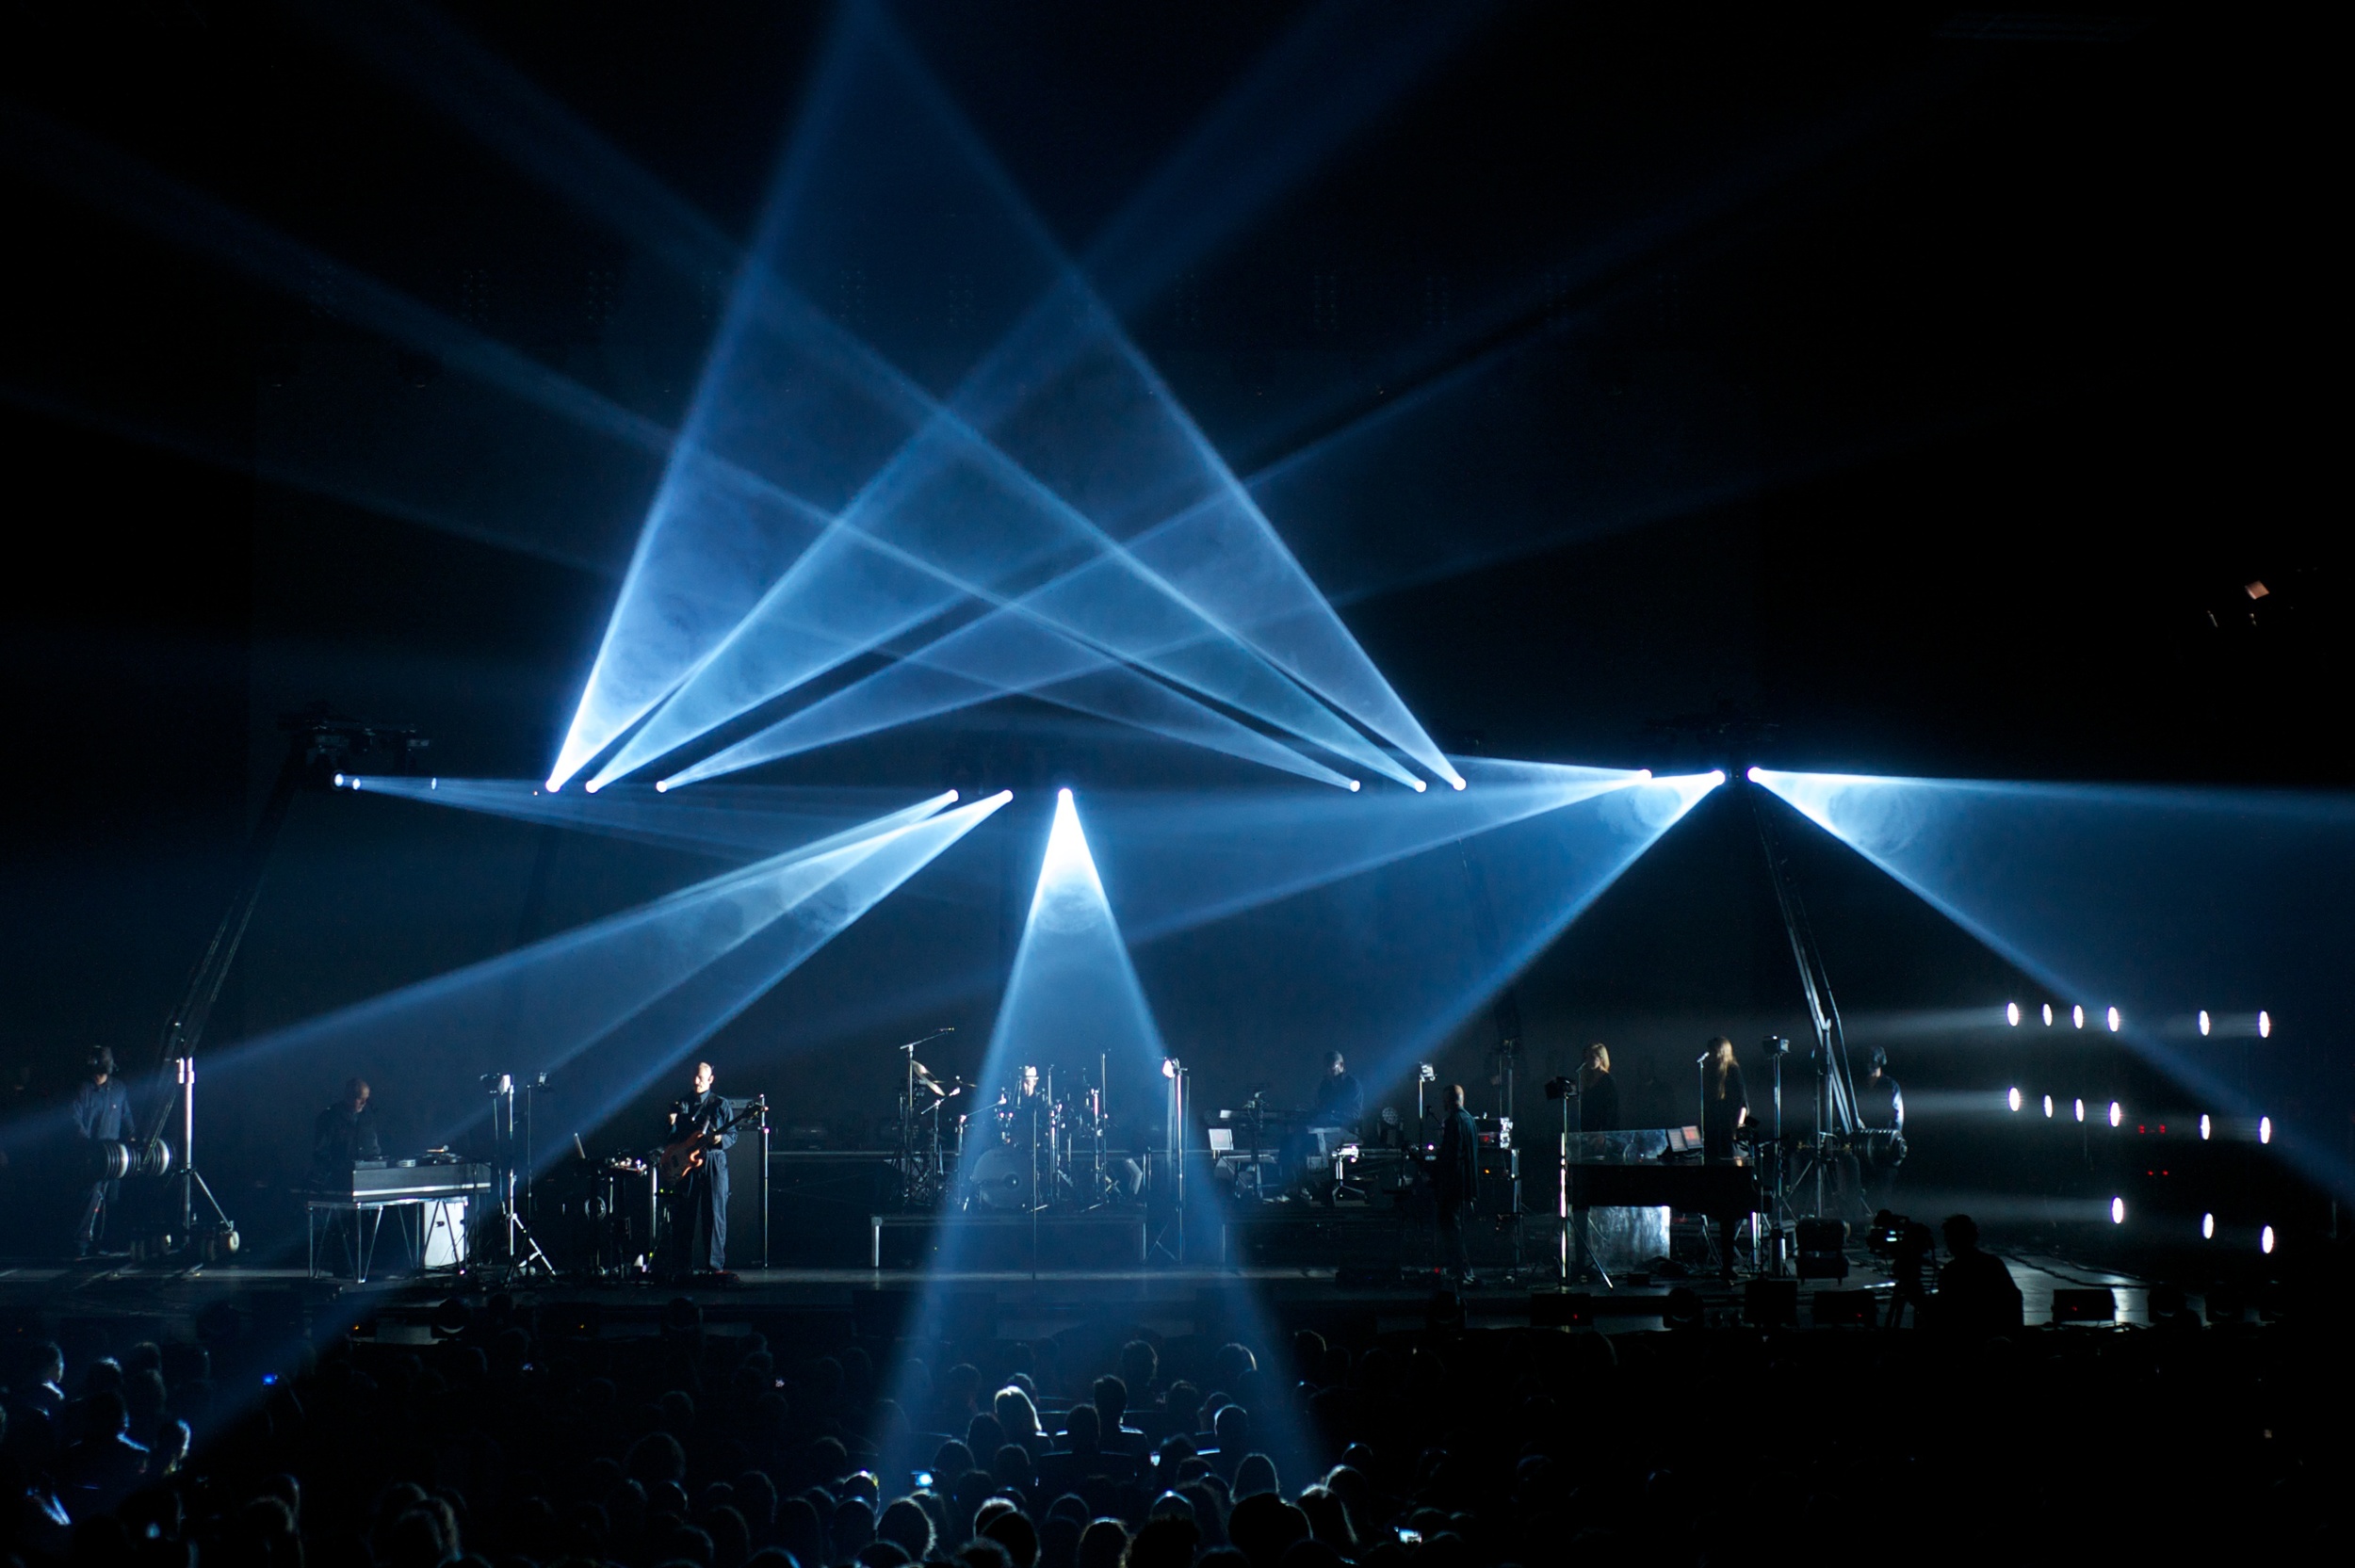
[1436,1190,1470,1277]
[666,1157,728,1273]
[76,1179,116,1255]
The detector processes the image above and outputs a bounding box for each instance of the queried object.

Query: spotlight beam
[343,776,959,860]
[658,554,1383,791]
[560,12,1452,790]
[1748,768,2355,1200]
[504,790,1012,1152]
[168,793,970,1114]
[595,325,1424,791]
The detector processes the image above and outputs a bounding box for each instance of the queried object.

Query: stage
[0,1248,2165,1357]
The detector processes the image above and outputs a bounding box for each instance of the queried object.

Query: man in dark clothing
[1935,1214,2023,1337]
[1432,1083,1478,1285]
[70,1048,135,1258]
[663,1059,736,1275]
[1308,1051,1364,1132]
[1851,1047,1906,1210]
[310,1078,383,1178]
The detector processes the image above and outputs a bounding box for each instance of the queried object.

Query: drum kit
[894,1043,1139,1215]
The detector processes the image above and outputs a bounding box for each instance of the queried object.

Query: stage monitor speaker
[1475,1173,1521,1218]
[1743,1277,1799,1328]
[1795,1216,1849,1279]
[2051,1287,2118,1324]
[1811,1289,1877,1327]
[1530,1291,1596,1328]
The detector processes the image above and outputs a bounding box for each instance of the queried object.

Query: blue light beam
[186,792,973,1107]
[344,776,955,861]
[1747,768,2355,1199]
[571,15,1450,790]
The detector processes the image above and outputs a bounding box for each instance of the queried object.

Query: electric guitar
[657,1099,764,1187]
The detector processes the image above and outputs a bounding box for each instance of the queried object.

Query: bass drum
[966,1145,1035,1212]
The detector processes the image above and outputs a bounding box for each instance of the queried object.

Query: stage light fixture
[2006,1002,2021,1026]
[2258,1010,2272,1038]
[2108,1101,2122,1127]
[2110,1197,2125,1224]
[1450,777,1466,790]
[2198,1010,2211,1036]
[1411,779,1427,793]
[2042,1094,2054,1118]
[2074,1098,2085,1122]
[2202,1212,2215,1238]
[2105,1006,2121,1031]
[2007,1086,2022,1111]
[2261,1224,2275,1254]
[1348,780,1360,792]
[2200,1113,2211,1140]
[2041,1003,2054,1026]
[1745,766,1762,784]
[1706,769,1727,787]
[2071,1005,2085,1029]
[2259,1116,2272,1144]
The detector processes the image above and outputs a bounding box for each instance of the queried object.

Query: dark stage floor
[0,1250,2158,1351]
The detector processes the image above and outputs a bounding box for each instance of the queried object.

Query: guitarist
[662,1060,736,1278]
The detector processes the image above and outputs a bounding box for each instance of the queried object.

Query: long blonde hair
[1706,1038,1736,1098]
[1580,1043,1611,1089]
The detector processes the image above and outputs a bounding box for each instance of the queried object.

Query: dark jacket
[1435,1108,1477,1201]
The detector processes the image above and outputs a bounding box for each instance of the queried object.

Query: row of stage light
[1982,1078,2279,1253]
[2001,1089,2270,1145]
[2001,999,2273,1040]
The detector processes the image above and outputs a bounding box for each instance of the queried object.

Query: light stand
[1151,1059,1187,1265]
[757,1093,771,1269]
[1760,1036,1793,1276]
[484,1074,554,1279]
[169,1058,239,1262]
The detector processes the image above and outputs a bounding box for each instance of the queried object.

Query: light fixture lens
[2074,1098,2086,1123]
[2105,1006,2121,1032]
[2261,1224,2276,1254]
[2042,1094,2055,1118]
[2007,1087,2022,1112]
[2108,1101,2122,1127]
[1745,765,1762,784]
[2072,1005,2085,1029]
[2198,1010,2211,1037]
[2257,1010,2272,1039]
[2201,1212,2215,1239]
[2259,1116,2272,1145]
[1450,776,1466,790]
[2200,1113,2212,1140]
[333,772,347,787]
[2006,1002,2021,1026]
[2041,1004,2054,1026]
[2110,1197,2125,1224]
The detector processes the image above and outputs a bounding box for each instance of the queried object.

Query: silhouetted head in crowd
[1064,1401,1102,1453]
[1943,1214,1982,1253]
[1119,1340,1160,1398]
[1079,1518,1131,1568]
[1212,1403,1251,1454]
[1093,1374,1129,1431]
